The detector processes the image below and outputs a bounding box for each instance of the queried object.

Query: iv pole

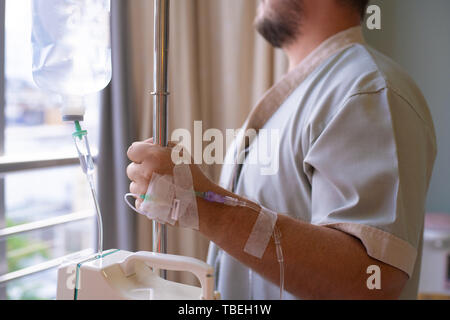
[152,0,169,269]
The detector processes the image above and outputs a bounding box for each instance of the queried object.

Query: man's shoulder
[316,43,423,101]
[304,43,433,129]
[347,44,426,104]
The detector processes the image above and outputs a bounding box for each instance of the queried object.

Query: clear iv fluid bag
[31,0,112,96]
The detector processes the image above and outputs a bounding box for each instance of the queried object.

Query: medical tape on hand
[139,173,177,225]
[173,164,199,230]
[132,164,199,230]
[244,207,278,259]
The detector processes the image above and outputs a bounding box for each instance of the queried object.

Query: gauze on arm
[125,164,199,230]
[244,207,278,259]
[140,173,176,225]
[173,164,199,229]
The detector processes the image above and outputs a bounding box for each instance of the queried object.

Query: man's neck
[284,20,361,72]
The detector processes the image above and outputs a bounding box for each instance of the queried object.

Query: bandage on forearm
[244,207,278,259]
[243,206,284,299]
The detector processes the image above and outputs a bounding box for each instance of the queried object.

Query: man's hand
[126,139,216,210]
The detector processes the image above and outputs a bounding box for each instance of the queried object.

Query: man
[127,0,436,299]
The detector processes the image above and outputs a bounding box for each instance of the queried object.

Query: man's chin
[254,0,303,49]
[255,17,290,48]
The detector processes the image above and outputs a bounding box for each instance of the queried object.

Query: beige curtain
[127,0,288,285]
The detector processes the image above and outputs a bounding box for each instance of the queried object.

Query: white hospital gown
[207,27,437,300]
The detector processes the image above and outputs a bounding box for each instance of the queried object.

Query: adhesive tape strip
[174,164,199,230]
[137,165,199,229]
[140,173,176,224]
[244,207,278,259]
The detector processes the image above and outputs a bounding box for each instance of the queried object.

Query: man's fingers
[135,198,143,210]
[127,141,173,163]
[126,162,151,183]
[127,142,154,163]
[130,182,147,196]
[126,162,139,181]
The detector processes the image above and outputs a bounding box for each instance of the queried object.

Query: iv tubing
[221,195,284,300]
[74,121,103,256]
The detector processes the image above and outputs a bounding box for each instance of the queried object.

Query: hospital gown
[207,26,437,300]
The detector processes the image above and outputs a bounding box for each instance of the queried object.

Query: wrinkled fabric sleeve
[304,88,436,277]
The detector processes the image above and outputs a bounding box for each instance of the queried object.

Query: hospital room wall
[364,0,450,214]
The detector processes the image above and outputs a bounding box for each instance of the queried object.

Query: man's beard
[254,0,303,48]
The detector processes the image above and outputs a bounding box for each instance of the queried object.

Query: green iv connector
[73,120,87,140]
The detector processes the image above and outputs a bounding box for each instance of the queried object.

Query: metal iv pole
[152,0,169,269]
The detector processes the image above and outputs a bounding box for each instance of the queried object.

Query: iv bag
[31,0,112,96]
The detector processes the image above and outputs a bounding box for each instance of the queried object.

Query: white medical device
[57,249,219,300]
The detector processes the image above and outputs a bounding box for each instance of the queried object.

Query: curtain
[107,0,288,285]
[98,0,138,252]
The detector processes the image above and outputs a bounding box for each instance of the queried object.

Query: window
[0,0,103,299]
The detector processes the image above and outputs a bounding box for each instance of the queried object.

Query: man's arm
[198,183,408,300]
[126,142,408,300]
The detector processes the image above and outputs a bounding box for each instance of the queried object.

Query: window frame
[0,1,99,299]
[0,0,7,300]
[0,156,98,299]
